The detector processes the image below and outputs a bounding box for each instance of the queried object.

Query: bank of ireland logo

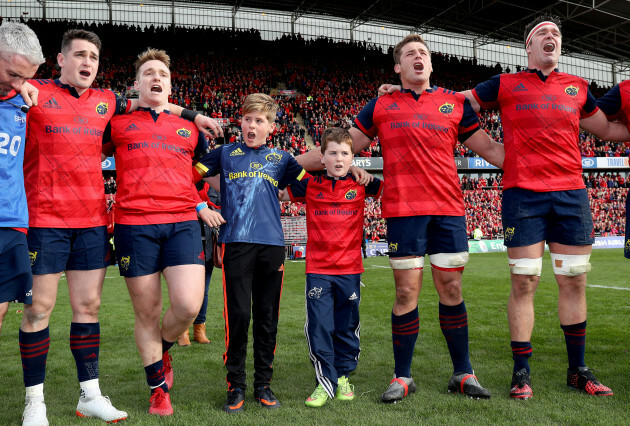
[439,102,454,114]
[266,152,282,164]
[177,128,191,138]
[120,256,131,272]
[250,162,263,170]
[29,251,37,266]
[388,242,398,253]
[504,227,515,242]
[565,85,579,97]
[345,189,357,200]
[96,102,108,116]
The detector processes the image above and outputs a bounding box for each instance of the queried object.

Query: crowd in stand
[14,18,625,240]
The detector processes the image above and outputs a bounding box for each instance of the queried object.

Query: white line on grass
[588,284,630,291]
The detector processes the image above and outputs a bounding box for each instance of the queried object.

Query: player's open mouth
[151,85,162,92]
[335,165,343,170]
[247,132,256,139]
[79,70,91,77]
[413,62,424,71]
[543,42,555,53]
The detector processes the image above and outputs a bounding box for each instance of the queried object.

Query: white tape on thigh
[429,252,469,269]
[389,257,424,270]
[549,253,591,276]
[508,257,543,276]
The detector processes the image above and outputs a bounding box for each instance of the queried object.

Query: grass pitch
[0,249,628,425]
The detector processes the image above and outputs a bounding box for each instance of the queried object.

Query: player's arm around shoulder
[463,130,504,169]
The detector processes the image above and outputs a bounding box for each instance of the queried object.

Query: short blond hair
[393,34,430,64]
[134,48,170,79]
[242,93,277,123]
[321,127,353,153]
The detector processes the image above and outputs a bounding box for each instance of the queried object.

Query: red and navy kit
[472,69,598,192]
[287,174,383,274]
[23,79,129,228]
[597,80,630,131]
[597,80,630,259]
[108,108,206,225]
[354,86,479,218]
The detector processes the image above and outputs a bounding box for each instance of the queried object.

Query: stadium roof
[177,0,630,64]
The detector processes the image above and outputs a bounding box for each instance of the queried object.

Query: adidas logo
[43,97,61,109]
[230,148,244,156]
[349,292,358,301]
[385,102,400,110]
[85,353,98,359]
[125,123,139,132]
[512,83,528,92]
[315,192,325,199]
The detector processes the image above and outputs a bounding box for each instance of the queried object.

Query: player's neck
[528,61,557,76]
[58,76,89,96]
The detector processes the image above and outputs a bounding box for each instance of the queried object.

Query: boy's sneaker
[447,372,491,399]
[567,366,613,396]
[381,376,416,403]
[305,384,329,408]
[162,351,173,390]
[22,399,48,426]
[509,368,533,399]
[336,376,355,401]
[148,388,173,416]
[254,385,280,409]
[223,388,245,413]
[76,395,128,423]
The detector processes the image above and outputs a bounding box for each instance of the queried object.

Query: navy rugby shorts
[0,228,32,303]
[386,215,468,258]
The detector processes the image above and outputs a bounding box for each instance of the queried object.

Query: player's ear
[133,80,139,90]
[57,52,65,68]
[394,63,401,74]
[269,122,276,134]
[320,152,325,165]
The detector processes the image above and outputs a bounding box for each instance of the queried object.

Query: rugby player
[297,34,504,403]
[107,48,224,416]
[462,16,628,399]
[19,29,222,425]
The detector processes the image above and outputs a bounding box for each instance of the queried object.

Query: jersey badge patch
[344,189,357,200]
[250,162,263,170]
[96,102,109,116]
[439,102,455,114]
[265,152,282,164]
[29,251,37,266]
[230,148,244,156]
[388,242,398,253]
[177,128,191,138]
[565,85,579,97]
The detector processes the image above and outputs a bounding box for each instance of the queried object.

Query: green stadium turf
[0,249,628,424]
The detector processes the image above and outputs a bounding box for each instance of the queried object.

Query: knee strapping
[389,256,424,270]
[550,253,591,276]
[429,252,469,269]
[508,257,542,276]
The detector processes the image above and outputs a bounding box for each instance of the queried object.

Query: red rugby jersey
[472,70,598,192]
[597,80,630,132]
[354,87,479,218]
[110,108,205,225]
[24,79,128,228]
[287,174,383,275]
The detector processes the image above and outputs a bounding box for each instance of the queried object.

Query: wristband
[181,109,201,123]
[196,202,208,213]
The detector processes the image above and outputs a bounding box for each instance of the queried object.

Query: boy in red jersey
[284,127,383,408]
[462,15,629,399]
[596,81,630,260]
[107,48,224,416]
[19,29,222,425]
[296,34,504,403]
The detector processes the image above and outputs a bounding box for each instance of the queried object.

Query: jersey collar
[400,85,438,100]
[54,79,82,99]
[137,106,171,122]
[524,67,559,82]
